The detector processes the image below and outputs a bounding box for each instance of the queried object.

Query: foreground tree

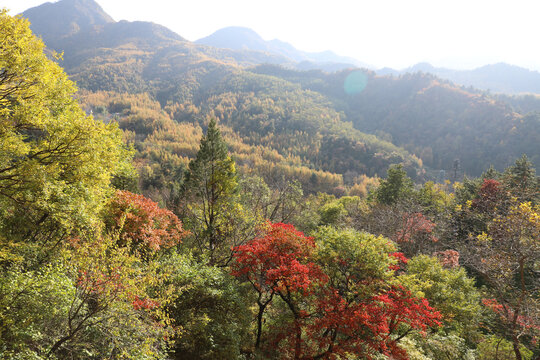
[464,201,540,359]
[232,224,441,359]
[0,12,171,359]
[0,10,128,265]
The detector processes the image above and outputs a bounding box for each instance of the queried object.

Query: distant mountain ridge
[378,62,540,94]
[196,26,369,72]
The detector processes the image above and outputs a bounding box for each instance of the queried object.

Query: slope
[252,65,539,176]
[21,0,421,196]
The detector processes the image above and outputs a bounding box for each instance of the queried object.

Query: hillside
[21,0,539,191]
[251,65,539,176]
[22,0,422,197]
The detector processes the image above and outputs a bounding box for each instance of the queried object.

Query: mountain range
[19,0,540,195]
[20,0,540,94]
[196,26,369,72]
[378,62,540,94]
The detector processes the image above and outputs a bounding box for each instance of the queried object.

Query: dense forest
[1,3,539,360]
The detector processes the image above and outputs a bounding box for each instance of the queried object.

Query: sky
[5,0,540,71]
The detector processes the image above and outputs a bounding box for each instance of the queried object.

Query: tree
[503,155,539,203]
[164,252,252,360]
[0,10,128,264]
[231,222,324,352]
[464,201,540,359]
[0,12,167,358]
[180,119,243,265]
[400,255,482,337]
[232,224,441,359]
[374,164,414,205]
[104,190,188,255]
[0,229,174,359]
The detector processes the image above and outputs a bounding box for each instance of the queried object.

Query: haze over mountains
[17,0,540,95]
[197,26,540,94]
[378,62,540,94]
[196,26,369,72]
[19,0,540,191]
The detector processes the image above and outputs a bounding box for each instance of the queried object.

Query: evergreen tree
[181,119,241,265]
[374,164,414,205]
[503,155,539,203]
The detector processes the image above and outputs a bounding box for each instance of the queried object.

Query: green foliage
[416,181,452,215]
[0,230,172,359]
[476,336,533,360]
[374,164,414,205]
[400,255,481,335]
[180,119,255,265]
[0,262,74,359]
[163,252,251,360]
[407,333,476,360]
[0,13,168,359]
[503,154,539,203]
[313,226,395,294]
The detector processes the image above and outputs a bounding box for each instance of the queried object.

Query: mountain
[20,0,424,196]
[22,0,114,48]
[378,62,540,94]
[252,65,539,176]
[196,26,368,71]
[20,0,539,190]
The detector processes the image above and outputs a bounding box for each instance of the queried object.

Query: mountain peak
[196,27,267,52]
[22,0,114,45]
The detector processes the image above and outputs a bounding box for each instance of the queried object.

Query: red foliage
[77,268,123,296]
[132,295,160,310]
[473,179,503,211]
[106,190,188,251]
[395,213,437,243]
[232,222,327,295]
[303,285,440,359]
[389,252,409,271]
[232,222,442,359]
[433,250,460,268]
[483,298,540,333]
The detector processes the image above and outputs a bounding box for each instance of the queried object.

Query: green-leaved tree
[180,119,245,265]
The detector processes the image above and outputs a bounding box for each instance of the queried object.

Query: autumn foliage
[395,212,437,244]
[232,222,326,294]
[232,222,441,359]
[106,190,188,251]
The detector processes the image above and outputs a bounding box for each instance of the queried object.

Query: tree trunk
[513,337,522,360]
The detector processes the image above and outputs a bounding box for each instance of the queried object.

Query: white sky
[5,0,540,71]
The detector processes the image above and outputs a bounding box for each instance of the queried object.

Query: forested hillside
[21,0,539,186]
[252,65,539,175]
[1,1,539,360]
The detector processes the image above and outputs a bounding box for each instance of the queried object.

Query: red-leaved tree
[232,222,327,350]
[233,222,441,359]
[105,190,188,252]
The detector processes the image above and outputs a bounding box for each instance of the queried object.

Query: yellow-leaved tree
[0,10,177,359]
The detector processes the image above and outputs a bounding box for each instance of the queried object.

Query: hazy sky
[5,0,540,71]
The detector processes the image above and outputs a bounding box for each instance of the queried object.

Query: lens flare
[344,70,368,95]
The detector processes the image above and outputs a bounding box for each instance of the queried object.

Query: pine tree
[181,119,240,265]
